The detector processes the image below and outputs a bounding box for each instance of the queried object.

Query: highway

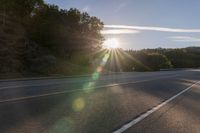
[0,70,199,133]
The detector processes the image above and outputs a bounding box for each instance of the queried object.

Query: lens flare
[96,66,103,73]
[103,38,119,49]
[83,82,95,93]
[72,98,85,112]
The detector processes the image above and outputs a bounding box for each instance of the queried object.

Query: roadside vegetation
[124,47,200,71]
[0,0,200,78]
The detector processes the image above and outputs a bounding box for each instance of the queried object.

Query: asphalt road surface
[0,70,199,133]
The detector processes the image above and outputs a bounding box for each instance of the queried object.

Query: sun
[103,38,119,49]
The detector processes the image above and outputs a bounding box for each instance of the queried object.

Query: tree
[28,6,104,59]
[0,0,44,18]
[124,51,173,71]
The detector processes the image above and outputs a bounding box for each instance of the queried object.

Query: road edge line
[113,80,200,133]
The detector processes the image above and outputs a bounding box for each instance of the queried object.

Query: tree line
[105,47,200,72]
[0,0,103,75]
[0,0,199,76]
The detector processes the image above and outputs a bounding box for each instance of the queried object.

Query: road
[0,70,199,133]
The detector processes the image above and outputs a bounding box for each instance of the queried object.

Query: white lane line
[0,82,58,90]
[0,76,141,89]
[0,74,178,90]
[0,75,179,103]
[113,80,200,133]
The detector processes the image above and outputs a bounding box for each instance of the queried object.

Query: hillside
[0,12,26,73]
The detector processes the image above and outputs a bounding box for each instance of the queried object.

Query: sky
[45,0,200,50]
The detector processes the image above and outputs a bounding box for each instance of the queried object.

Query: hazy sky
[45,0,200,49]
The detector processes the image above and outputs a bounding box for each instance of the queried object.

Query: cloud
[169,36,200,42]
[104,25,200,33]
[82,6,90,12]
[101,29,140,35]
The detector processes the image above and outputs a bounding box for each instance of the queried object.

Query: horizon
[0,1,200,132]
[45,0,200,50]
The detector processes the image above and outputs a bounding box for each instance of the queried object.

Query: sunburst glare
[103,38,119,49]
